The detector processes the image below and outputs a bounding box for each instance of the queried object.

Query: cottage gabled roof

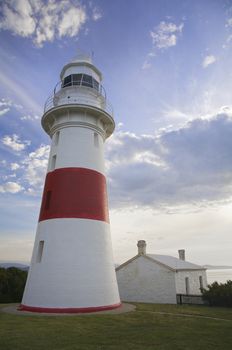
[116,241,206,272]
[147,254,205,271]
[116,253,206,272]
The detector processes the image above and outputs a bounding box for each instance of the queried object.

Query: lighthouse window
[62,74,100,92]
[51,154,56,170]
[63,75,71,87]
[93,79,99,91]
[73,74,82,85]
[36,240,44,263]
[94,132,99,147]
[82,74,93,88]
[54,131,60,145]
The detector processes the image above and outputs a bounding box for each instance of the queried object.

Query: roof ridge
[147,254,205,270]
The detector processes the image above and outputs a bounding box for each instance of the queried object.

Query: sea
[206,269,232,284]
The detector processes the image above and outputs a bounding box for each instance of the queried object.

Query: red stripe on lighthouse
[39,168,109,223]
[18,302,121,313]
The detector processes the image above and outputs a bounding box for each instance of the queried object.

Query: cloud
[20,114,40,121]
[223,19,232,48]
[56,4,86,39]
[142,61,152,70]
[3,173,17,180]
[161,107,189,121]
[0,108,10,116]
[143,21,183,69]
[0,98,22,111]
[23,144,50,192]
[0,0,94,47]
[10,163,20,170]
[0,0,36,37]
[202,55,216,68]
[0,97,24,116]
[92,7,102,21]
[0,182,23,193]
[150,21,184,50]
[0,98,12,116]
[226,17,232,27]
[2,134,31,152]
[1,111,231,213]
[0,98,12,107]
[0,144,49,196]
[106,111,232,210]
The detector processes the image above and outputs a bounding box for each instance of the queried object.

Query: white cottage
[116,240,207,304]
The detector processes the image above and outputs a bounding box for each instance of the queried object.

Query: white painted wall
[22,218,120,308]
[47,126,105,174]
[116,256,177,304]
[175,270,207,295]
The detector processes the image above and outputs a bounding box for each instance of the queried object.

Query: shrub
[202,280,232,307]
[0,267,27,303]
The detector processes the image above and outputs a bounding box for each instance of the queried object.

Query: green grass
[1,303,232,350]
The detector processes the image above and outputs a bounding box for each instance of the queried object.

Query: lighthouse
[20,54,121,313]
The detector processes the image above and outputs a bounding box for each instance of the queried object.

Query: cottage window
[185,277,190,295]
[199,275,203,291]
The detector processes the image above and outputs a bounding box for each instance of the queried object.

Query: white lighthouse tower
[20,54,121,313]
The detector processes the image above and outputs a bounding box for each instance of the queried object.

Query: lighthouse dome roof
[70,53,93,64]
[60,53,102,81]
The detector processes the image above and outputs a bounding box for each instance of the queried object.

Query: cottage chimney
[137,240,146,255]
[178,249,185,261]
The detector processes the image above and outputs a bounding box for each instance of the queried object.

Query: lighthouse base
[18,302,121,313]
[21,218,121,310]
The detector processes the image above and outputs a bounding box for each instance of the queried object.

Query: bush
[202,280,232,307]
[0,267,28,303]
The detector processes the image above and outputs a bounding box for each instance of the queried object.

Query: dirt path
[137,310,232,322]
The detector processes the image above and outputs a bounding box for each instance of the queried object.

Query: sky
[0,0,232,266]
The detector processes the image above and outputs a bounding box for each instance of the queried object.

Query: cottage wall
[175,270,207,295]
[116,256,177,304]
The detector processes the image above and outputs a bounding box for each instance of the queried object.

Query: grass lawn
[1,303,232,350]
